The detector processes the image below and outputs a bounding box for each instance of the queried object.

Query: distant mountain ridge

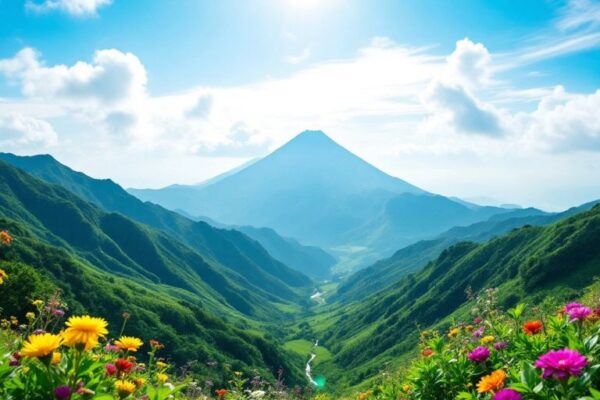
[128,130,519,270]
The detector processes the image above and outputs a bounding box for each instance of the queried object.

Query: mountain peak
[286,130,337,147]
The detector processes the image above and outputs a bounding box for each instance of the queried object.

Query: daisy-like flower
[468,346,491,363]
[61,315,108,350]
[114,379,136,398]
[481,335,495,344]
[156,372,168,382]
[115,336,143,352]
[448,327,460,338]
[115,358,134,373]
[477,370,506,393]
[0,268,7,284]
[535,348,588,380]
[0,230,13,246]
[564,303,592,321]
[21,333,63,359]
[522,320,543,335]
[493,389,522,400]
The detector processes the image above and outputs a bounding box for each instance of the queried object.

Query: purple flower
[473,326,485,338]
[535,348,588,380]
[493,389,522,400]
[54,385,71,400]
[468,346,491,363]
[564,304,592,321]
[104,343,119,352]
[52,309,65,317]
[494,341,509,350]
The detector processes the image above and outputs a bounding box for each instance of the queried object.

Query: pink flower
[104,343,119,352]
[105,363,117,376]
[473,326,485,338]
[564,303,592,321]
[468,346,491,363]
[494,341,509,350]
[493,389,522,400]
[535,349,587,380]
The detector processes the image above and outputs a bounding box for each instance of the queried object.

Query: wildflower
[481,335,495,344]
[564,303,592,321]
[156,360,168,369]
[468,346,491,363]
[149,339,164,349]
[522,320,543,335]
[105,363,117,376]
[0,230,13,246]
[52,309,65,317]
[473,326,485,338]
[421,348,433,357]
[249,390,266,398]
[62,315,108,350]
[26,312,35,320]
[115,379,136,398]
[465,325,474,332]
[51,352,61,365]
[402,384,411,392]
[448,327,460,337]
[477,370,506,393]
[0,268,7,284]
[535,348,588,379]
[494,341,509,350]
[493,389,523,400]
[115,336,143,352]
[473,317,483,324]
[115,358,134,373]
[215,389,229,398]
[156,372,169,382]
[105,343,119,352]
[134,377,146,387]
[21,333,63,359]
[32,299,44,307]
[420,330,430,338]
[53,385,71,400]
[358,390,373,400]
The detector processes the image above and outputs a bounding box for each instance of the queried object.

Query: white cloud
[26,0,111,16]
[0,112,57,148]
[557,0,600,31]
[444,38,492,88]
[284,47,312,65]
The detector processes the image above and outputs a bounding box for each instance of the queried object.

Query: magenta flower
[468,346,491,363]
[104,343,119,352]
[52,309,65,317]
[535,349,588,380]
[473,326,485,338]
[493,389,522,400]
[105,363,117,376]
[564,303,592,321]
[54,385,71,400]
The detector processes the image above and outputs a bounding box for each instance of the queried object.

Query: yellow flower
[481,335,495,345]
[156,361,168,369]
[115,336,143,352]
[21,333,63,359]
[51,351,62,365]
[0,268,7,284]
[465,325,474,332]
[402,384,411,392]
[133,377,146,387]
[156,372,168,382]
[477,370,506,393]
[32,300,43,307]
[62,315,108,350]
[26,312,35,320]
[448,327,461,337]
[358,390,373,400]
[115,379,136,398]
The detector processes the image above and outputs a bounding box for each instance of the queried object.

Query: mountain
[128,130,514,269]
[0,152,312,296]
[310,204,600,388]
[0,159,312,319]
[236,226,337,280]
[0,161,308,383]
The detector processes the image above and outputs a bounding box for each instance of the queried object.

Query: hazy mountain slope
[237,226,336,279]
[0,153,311,291]
[316,204,600,388]
[0,160,308,319]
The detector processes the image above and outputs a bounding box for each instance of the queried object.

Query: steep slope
[0,153,311,292]
[0,218,305,385]
[0,160,309,319]
[314,204,600,387]
[237,226,337,280]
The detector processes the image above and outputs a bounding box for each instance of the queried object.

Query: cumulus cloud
[26,0,111,16]
[445,38,492,88]
[0,113,57,148]
[191,122,273,157]
[186,95,213,119]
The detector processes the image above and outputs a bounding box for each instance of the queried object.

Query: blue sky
[1,0,600,210]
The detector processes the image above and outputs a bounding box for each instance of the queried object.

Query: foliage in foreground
[358,288,600,400]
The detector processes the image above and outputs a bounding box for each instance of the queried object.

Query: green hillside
[307,204,600,389]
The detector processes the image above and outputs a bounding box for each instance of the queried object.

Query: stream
[305,339,318,386]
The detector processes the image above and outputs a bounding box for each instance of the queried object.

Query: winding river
[305,339,319,386]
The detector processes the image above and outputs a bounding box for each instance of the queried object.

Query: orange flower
[421,348,434,357]
[477,370,506,393]
[215,389,228,398]
[0,230,13,246]
[523,320,543,335]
